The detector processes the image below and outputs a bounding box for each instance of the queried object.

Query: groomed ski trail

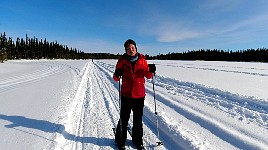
[53,60,267,150]
[94,60,268,150]
[1,60,267,149]
[54,61,166,149]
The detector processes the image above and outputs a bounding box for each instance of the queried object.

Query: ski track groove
[0,63,67,93]
[96,61,268,150]
[97,61,219,149]
[71,62,91,150]
[93,62,121,125]
[50,60,268,150]
[93,62,135,149]
[151,75,268,128]
[67,61,123,149]
[147,86,266,149]
[93,63,120,149]
[161,64,268,77]
[54,62,92,150]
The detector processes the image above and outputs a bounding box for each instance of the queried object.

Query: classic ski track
[70,62,91,150]
[143,76,268,149]
[95,61,202,149]
[152,75,268,128]
[88,63,120,149]
[93,62,135,149]
[145,85,268,149]
[160,64,268,77]
[55,61,125,150]
[67,61,126,149]
[0,62,67,93]
[95,61,268,149]
[54,60,267,149]
[2,60,266,149]
[53,62,92,150]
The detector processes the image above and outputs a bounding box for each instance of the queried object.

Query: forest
[0,32,119,62]
[1,32,267,62]
[149,48,268,62]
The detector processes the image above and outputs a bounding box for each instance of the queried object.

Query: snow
[0,59,267,150]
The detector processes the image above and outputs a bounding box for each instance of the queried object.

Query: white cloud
[139,19,202,43]
[156,28,201,42]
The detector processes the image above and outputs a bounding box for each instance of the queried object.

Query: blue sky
[1,0,268,56]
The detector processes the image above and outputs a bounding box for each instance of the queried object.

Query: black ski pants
[115,96,145,145]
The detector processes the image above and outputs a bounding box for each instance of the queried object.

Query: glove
[148,64,156,73]
[114,68,123,78]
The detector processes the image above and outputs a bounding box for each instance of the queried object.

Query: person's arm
[113,60,123,81]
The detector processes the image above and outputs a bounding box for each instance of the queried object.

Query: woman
[113,39,156,149]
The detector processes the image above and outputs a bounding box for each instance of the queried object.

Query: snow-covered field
[0,59,267,150]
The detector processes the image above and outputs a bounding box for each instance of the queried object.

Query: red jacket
[113,53,153,98]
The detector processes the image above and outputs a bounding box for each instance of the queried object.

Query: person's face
[125,44,137,56]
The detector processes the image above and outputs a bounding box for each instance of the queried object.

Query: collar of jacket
[122,53,144,61]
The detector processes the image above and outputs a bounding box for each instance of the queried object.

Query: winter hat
[124,39,137,51]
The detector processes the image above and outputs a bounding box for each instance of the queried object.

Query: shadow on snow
[0,114,114,147]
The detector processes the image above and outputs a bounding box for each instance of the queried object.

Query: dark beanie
[124,39,137,51]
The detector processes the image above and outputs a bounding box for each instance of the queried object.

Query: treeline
[0,32,120,61]
[1,32,268,62]
[148,48,268,62]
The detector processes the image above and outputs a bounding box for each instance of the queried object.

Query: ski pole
[119,77,122,134]
[152,74,163,146]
